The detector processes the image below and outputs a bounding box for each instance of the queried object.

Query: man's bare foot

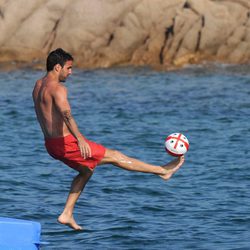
[58,213,82,231]
[160,156,185,180]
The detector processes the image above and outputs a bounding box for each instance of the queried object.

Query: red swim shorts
[45,134,106,170]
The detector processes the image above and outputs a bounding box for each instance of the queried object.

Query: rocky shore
[0,0,249,70]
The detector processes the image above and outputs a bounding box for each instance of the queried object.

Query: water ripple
[0,65,249,249]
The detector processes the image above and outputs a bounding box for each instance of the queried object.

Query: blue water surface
[0,64,249,250]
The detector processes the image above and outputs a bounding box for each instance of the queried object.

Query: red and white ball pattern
[165,133,189,157]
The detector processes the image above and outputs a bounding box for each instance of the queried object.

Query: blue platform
[0,217,41,250]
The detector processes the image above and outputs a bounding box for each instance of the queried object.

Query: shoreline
[0,0,249,72]
[0,60,249,73]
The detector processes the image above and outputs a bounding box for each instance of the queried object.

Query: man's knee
[103,148,123,164]
[107,149,120,161]
[76,166,93,176]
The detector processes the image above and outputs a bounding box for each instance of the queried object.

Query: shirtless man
[32,48,184,230]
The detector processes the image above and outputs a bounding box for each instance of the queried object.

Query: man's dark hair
[46,48,74,72]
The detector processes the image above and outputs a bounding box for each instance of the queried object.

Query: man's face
[59,60,73,82]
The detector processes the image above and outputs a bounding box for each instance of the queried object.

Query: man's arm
[53,86,91,159]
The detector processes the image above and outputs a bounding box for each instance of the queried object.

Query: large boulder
[0,0,249,69]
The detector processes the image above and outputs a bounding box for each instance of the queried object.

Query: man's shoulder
[44,80,66,92]
[52,83,68,99]
[54,83,67,92]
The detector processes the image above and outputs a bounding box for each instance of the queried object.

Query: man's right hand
[77,137,92,159]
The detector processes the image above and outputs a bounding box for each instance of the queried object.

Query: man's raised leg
[99,149,184,180]
[58,167,93,230]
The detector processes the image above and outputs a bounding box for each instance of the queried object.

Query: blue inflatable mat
[0,217,41,250]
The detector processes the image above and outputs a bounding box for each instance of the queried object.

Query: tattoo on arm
[62,110,73,123]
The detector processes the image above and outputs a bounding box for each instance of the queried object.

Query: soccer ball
[165,133,189,157]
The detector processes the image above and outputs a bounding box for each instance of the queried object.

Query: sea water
[0,64,249,249]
